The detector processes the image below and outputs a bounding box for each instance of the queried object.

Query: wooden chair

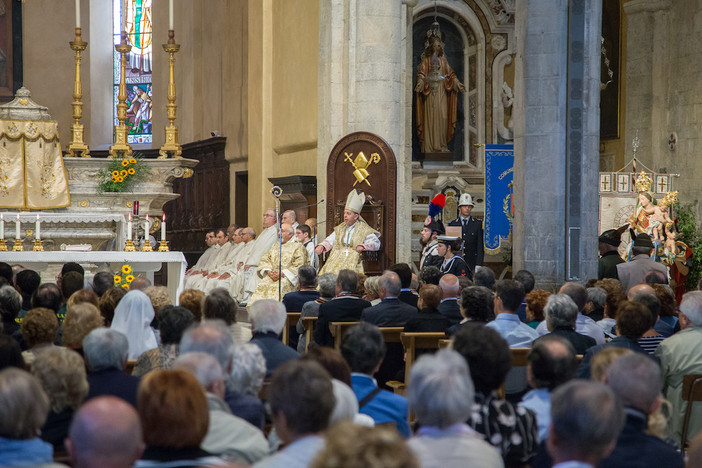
[387,332,446,396]
[378,326,404,345]
[329,321,360,351]
[497,348,530,399]
[125,359,137,375]
[282,312,301,346]
[300,316,319,352]
[438,338,451,349]
[681,374,702,453]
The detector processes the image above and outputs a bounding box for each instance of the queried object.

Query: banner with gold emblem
[484,144,513,254]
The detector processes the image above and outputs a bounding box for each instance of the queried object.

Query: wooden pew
[126,359,137,375]
[300,316,319,352]
[329,321,360,351]
[282,312,301,346]
[387,332,446,396]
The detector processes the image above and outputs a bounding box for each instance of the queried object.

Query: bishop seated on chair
[247,223,308,305]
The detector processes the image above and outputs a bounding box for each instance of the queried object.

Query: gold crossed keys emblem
[344,151,381,186]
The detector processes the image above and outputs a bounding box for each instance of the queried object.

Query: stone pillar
[318,0,411,261]
[623,0,671,171]
[513,0,601,288]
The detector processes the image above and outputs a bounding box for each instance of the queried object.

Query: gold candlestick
[0,240,7,251]
[158,240,169,252]
[124,239,137,252]
[12,239,23,252]
[159,30,182,158]
[109,31,133,159]
[67,28,90,158]
[141,239,153,252]
[32,239,44,251]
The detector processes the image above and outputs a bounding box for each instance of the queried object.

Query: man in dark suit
[282,265,320,349]
[314,269,371,348]
[447,193,484,274]
[361,271,418,326]
[389,263,418,308]
[83,328,140,408]
[617,233,669,293]
[541,293,596,355]
[437,273,462,326]
[249,299,300,376]
[598,228,625,280]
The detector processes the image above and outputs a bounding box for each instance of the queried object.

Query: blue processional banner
[484,144,514,254]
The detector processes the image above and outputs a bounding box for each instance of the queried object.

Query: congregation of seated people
[3,254,702,468]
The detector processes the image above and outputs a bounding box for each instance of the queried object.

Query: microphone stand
[271,186,283,301]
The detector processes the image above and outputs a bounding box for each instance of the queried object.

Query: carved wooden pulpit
[325,132,397,276]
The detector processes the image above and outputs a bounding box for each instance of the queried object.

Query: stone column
[513,0,601,288]
[623,0,671,171]
[318,0,411,261]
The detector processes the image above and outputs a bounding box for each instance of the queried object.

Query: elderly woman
[447,285,494,336]
[363,276,381,305]
[66,289,99,309]
[0,368,55,466]
[20,308,59,364]
[110,290,158,359]
[407,349,503,467]
[179,288,205,322]
[98,286,127,327]
[135,369,226,467]
[32,347,89,452]
[453,323,538,467]
[0,284,22,337]
[229,342,267,396]
[203,287,251,344]
[62,303,104,354]
[297,273,337,352]
[132,305,194,377]
[525,289,550,329]
[404,283,449,333]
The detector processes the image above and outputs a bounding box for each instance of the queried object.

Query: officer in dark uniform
[419,219,445,270]
[447,193,484,274]
[598,227,625,279]
[437,236,470,278]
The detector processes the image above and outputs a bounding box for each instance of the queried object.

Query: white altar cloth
[0,251,186,303]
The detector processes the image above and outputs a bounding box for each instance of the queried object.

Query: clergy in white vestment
[240,209,279,304]
[202,228,244,294]
[184,230,216,277]
[282,210,300,230]
[315,189,380,275]
[248,223,308,305]
[188,226,236,291]
[184,230,222,289]
[208,227,256,296]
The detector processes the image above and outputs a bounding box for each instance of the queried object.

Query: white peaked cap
[458,193,475,207]
[345,189,366,214]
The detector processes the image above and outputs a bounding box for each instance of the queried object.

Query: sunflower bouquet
[97,153,151,193]
[114,264,135,290]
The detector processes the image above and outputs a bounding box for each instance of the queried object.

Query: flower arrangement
[114,264,135,290]
[97,153,151,193]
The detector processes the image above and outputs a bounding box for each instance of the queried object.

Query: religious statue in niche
[415,21,465,154]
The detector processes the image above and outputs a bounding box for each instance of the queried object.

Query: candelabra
[159,30,182,158]
[67,28,90,157]
[109,31,133,159]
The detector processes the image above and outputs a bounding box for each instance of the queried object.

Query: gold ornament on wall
[344,151,381,187]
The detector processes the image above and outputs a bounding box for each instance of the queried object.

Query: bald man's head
[66,396,144,468]
[439,274,460,298]
[627,283,655,301]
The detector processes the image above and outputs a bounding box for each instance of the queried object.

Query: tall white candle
[161,213,166,241]
[122,0,127,33]
[0,214,4,240]
[127,213,133,241]
[145,215,149,240]
[36,215,40,240]
[15,214,20,240]
[75,0,81,29]
[169,0,174,30]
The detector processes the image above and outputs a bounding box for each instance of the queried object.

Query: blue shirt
[351,373,411,438]
[487,313,539,347]
[520,388,551,442]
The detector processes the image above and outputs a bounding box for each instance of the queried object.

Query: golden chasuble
[319,220,379,275]
[248,239,308,304]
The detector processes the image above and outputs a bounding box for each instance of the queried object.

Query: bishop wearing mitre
[247,223,308,305]
[315,189,380,275]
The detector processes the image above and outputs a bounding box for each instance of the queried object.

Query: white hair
[229,343,266,396]
[174,352,224,391]
[83,328,129,371]
[681,291,702,327]
[249,299,287,334]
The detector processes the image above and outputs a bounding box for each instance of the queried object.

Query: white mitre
[345,189,365,214]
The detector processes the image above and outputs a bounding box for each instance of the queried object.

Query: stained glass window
[113,0,153,145]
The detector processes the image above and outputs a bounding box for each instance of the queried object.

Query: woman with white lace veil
[110,290,158,359]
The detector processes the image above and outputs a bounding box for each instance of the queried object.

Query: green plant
[673,202,702,290]
[97,152,151,193]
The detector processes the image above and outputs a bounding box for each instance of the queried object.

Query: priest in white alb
[239,209,279,304]
[315,189,380,275]
[201,227,245,293]
[247,223,308,305]
[184,227,228,290]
